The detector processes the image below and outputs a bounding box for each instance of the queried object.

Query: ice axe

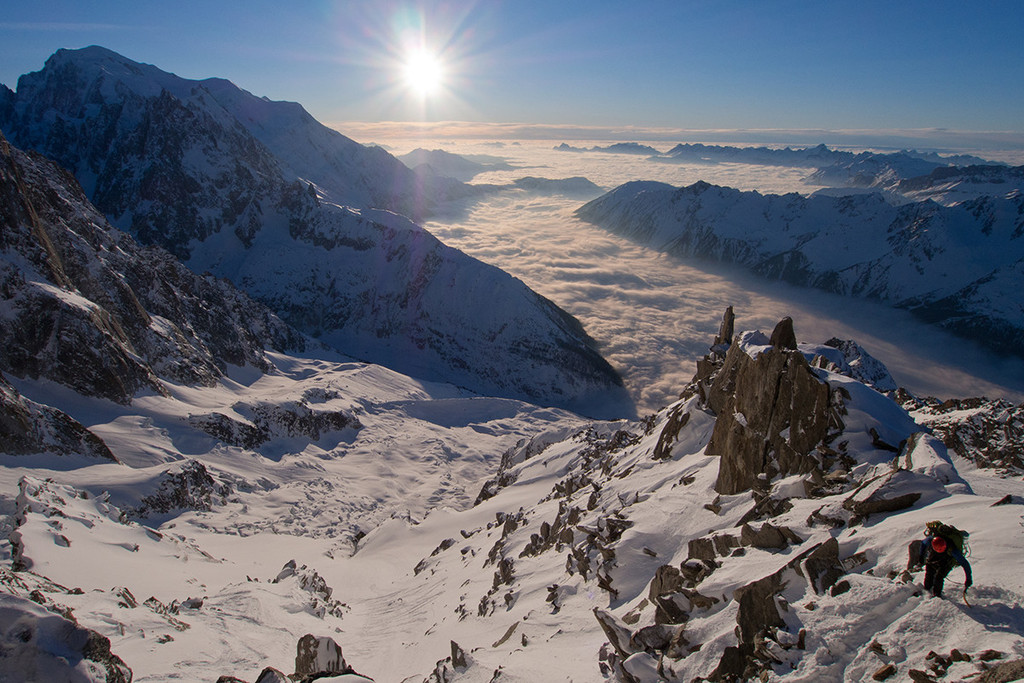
[962,587,972,608]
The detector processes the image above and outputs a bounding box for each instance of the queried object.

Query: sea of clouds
[384,139,1023,415]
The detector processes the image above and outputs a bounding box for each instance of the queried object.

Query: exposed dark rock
[652,405,691,461]
[798,537,844,594]
[843,467,926,519]
[739,522,798,550]
[254,669,290,683]
[0,372,116,459]
[977,659,1024,683]
[704,319,841,495]
[769,317,798,350]
[648,565,685,602]
[715,306,736,349]
[450,640,467,670]
[129,460,231,519]
[594,608,636,660]
[733,572,787,646]
[653,594,691,625]
[873,663,897,680]
[630,623,683,653]
[295,634,348,677]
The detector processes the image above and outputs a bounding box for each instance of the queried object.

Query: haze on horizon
[2,0,1023,154]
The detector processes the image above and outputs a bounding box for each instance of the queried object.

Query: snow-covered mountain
[576,180,1024,358]
[3,304,1022,682]
[4,45,1024,683]
[897,164,1024,205]
[658,143,990,173]
[399,148,514,182]
[0,46,468,224]
[0,131,308,405]
[0,47,630,416]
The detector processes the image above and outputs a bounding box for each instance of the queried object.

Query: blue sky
[2,0,1023,140]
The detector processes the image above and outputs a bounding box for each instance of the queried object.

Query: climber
[914,522,972,599]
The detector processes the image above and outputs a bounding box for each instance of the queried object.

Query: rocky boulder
[0,592,132,682]
[295,634,348,678]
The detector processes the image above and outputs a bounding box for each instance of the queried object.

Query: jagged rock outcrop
[295,634,348,678]
[900,392,1024,474]
[0,372,116,459]
[271,560,348,619]
[0,592,132,682]
[128,460,231,519]
[703,318,844,495]
[188,397,362,449]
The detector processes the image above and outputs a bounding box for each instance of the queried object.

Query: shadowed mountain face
[0,47,631,417]
[0,130,307,404]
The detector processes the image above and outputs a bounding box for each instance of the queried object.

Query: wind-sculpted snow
[0,47,630,415]
[577,180,1024,357]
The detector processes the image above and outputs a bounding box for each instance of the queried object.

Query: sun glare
[402,48,444,97]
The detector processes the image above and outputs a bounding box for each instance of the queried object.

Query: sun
[402,48,444,97]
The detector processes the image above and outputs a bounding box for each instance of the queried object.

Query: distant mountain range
[577,180,1024,357]
[0,46,630,416]
[553,140,1013,200]
[656,142,991,171]
[555,141,663,155]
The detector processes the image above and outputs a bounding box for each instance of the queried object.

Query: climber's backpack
[926,520,970,557]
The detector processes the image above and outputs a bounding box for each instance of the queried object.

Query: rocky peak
[698,313,844,495]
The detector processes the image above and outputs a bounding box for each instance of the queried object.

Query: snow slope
[2,311,1023,682]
